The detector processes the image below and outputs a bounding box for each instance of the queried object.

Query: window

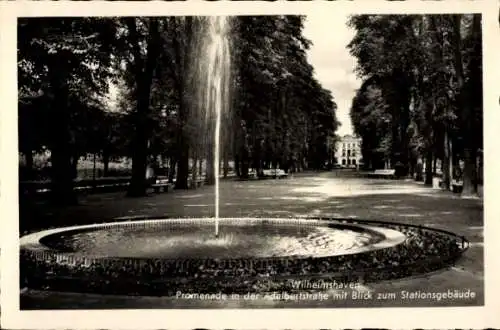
[347,150,351,157]
[342,159,346,165]
[352,159,356,165]
[342,150,346,157]
[352,150,356,157]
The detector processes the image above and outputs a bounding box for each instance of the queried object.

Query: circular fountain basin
[20,217,407,259]
[20,217,468,297]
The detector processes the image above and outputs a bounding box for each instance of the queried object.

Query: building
[334,134,362,168]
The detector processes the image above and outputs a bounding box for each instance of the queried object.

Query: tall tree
[451,14,482,197]
[122,18,162,196]
[232,16,338,176]
[18,18,116,204]
[348,14,482,197]
[351,77,392,170]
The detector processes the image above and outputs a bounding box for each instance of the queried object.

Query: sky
[302,14,362,137]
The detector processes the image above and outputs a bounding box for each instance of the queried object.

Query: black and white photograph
[0,1,497,329]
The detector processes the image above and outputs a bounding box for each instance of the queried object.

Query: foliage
[232,16,338,175]
[348,14,482,194]
[18,17,117,202]
[18,15,339,201]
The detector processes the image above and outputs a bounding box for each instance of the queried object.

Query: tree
[450,14,482,197]
[231,16,338,176]
[18,92,52,180]
[351,77,392,170]
[348,15,421,176]
[120,18,162,196]
[18,18,117,204]
[348,14,482,197]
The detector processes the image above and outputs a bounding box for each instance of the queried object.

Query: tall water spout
[199,16,231,238]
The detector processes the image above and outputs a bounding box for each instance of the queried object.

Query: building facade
[334,134,362,168]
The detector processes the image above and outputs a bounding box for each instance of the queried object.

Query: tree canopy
[18,15,339,203]
[348,14,482,196]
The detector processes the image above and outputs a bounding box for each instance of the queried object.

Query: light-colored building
[334,134,362,168]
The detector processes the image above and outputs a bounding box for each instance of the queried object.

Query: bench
[262,169,289,179]
[367,169,396,179]
[20,178,132,196]
[248,170,258,179]
[76,182,130,194]
[276,169,289,179]
[451,180,463,193]
[189,179,204,189]
[152,179,173,193]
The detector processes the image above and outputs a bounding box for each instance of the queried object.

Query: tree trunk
[102,151,110,177]
[71,154,79,180]
[127,128,149,196]
[205,141,215,185]
[48,59,76,205]
[429,15,451,189]
[461,147,475,196]
[399,84,411,177]
[241,160,249,178]
[168,158,177,184]
[443,130,451,190]
[92,152,97,190]
[172,17,195,190]
[192,154,198,183]
[175,132,190,189]
[425,150,433,185]
[127,18,161,197]
[468,14,481,193]
[199,158,203,181]
[471,147,478,192]
[235,155,241,178]
[450,14,477,197]
[25,151,34,180]
[175,94,190,189]
[448,138,453,184]
[223,148,229,178]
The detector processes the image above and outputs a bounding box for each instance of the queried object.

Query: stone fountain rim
[20,216,470,296]
[19,216,469,263]
[20,217,408,259]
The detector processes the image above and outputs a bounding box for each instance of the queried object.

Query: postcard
[1,0,498,328]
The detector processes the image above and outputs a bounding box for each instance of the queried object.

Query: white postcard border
[1,1,498,329]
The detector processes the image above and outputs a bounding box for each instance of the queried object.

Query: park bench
[189,178,204,189]
[262,169,289,179]
[275,169,289,179]
[76,177,131,194]
[451,179,463,193]
[20,177,132,196]
[152,178,174,193]
[367,169,396,179]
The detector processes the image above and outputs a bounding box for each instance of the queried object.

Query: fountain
[19,16,469,297]
[202,16,231,238]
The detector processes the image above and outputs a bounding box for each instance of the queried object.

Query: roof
[341,134,361,139]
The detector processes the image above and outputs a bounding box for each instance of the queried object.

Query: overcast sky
[302,14,361,137]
